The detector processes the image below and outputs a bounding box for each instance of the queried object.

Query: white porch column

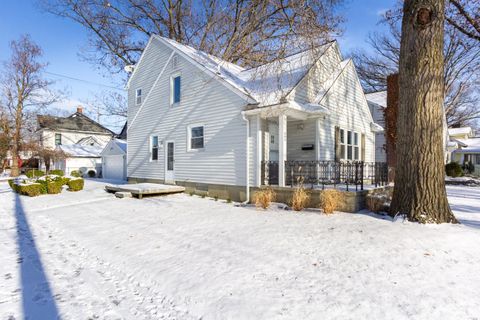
[255,115,262,187]
[278,114,287,187]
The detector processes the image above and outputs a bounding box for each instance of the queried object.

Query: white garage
[101,139,127,180]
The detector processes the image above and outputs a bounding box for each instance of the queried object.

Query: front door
[165,141,175,183]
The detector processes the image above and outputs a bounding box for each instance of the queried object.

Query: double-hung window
[189,125,204,150]
[151,136,159,160]
[171,75,181,106]
[55,133,62,145]
[135,88,142,105]
[340,130,359,160]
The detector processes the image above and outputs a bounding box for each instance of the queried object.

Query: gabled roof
[130,35,334,107]
[453,137,480,153]
[365,91,387,108]
[101,139,127,156]
[448,127,473,137]
[37,112,114,135]
[57,144,103,158]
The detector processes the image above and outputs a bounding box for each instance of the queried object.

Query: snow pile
[0,180,479,319]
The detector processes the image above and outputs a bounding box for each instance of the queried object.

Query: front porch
[246,103,387,191]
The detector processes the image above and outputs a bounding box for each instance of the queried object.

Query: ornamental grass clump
[291,186,309,211]
[253,187,276,209]
[319,189,343,214]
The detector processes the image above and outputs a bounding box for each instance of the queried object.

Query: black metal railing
[261,160,388,191]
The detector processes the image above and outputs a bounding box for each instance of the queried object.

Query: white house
[37,107,114,174]
[126,35,382,201]
[101,139,127,180]
[365,91,387,162]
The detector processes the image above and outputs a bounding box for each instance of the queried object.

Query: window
[171,75,181,105]
[270,134,275,144]
[151,136,159,160]
[136,88,142,105]
[189,126,204,150]
[55,133,62,145]
[340,129,359,160]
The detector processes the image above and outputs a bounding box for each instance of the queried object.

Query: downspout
[241,111,250,203]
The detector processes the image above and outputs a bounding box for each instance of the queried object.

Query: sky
[0,0,396,133]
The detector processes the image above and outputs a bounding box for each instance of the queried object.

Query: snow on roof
[155,35,333,106]
[365,91,387,108]
[114,139,127,152]
[448,127,473,136]
[454,137,480,153]
[57,144,103,157]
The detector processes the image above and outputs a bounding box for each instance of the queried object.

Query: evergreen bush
[445,162,463,177]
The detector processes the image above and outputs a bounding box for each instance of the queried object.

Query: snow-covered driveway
[1,180,479,319]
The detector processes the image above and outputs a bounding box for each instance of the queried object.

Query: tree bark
[390,0,457,223]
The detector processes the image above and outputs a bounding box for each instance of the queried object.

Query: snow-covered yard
[0,179,479,319]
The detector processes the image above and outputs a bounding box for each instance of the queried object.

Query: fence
[261,160,388,191]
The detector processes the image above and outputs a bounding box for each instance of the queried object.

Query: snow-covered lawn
[1,179,479,319]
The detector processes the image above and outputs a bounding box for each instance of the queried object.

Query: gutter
[241,111,250,204]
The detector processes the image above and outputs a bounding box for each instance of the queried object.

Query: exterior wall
[288,43,343,104]
[40,129,111,149]
[316,62,376,163]
[54,157,102,176]
[287,119,316,161]
[368,102,387,162]
[127,37,249,187]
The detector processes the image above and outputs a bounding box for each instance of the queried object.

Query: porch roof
[243,101,328,120]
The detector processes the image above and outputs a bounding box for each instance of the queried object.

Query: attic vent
[172,55,179,69]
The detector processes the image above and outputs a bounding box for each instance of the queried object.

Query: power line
[45,71,125,91]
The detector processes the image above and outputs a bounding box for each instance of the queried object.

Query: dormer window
[135,88,142,105]
[170,74,181,106]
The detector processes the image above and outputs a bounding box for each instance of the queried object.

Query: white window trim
[170,72,182,107]
[187,124,205,152]
[135,88,142,106]
[340,129,360,161]
[150,135,160,161]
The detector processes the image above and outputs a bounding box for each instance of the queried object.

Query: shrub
[37,179,48,194]
[8,179,19,193]
[445,162,463,177]
[189,191,194,196]
[201,194,206,198]
[67,178,84,191]
[49,169,64,176]
[25,169,45,178]
[47,177,64,194]
[70,170,82,178]
[17,183,42,197]
[87,170,96,178]
[226,198,232,203]
[462,161,475,174]
[319,189,343,214]
[291,186,309,211]
[214,195,219,201]
[253,187,276,209]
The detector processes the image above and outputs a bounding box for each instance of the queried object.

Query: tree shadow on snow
[14,194,60,319]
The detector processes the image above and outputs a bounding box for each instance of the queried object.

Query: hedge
[26,169,45,178]
[67,178,84,191]
[49,169,64,176]
[70,170,82,178]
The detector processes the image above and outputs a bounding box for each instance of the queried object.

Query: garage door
[103,155,125,180]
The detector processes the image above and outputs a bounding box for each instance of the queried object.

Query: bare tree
[350,5,480,127]
[0,35,58,176]
[446,0,480,41]
[390,0,457,223]
[40,0,344,74]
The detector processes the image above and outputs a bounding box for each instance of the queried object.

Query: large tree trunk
[390,0,457,223]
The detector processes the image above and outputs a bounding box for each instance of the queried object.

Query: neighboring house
[101,139,127,180]
[54,144,103,176]
[365,91,387,162]
[37,107,114,173]
[449,126,480,174]
[126,35,381,201]
[448,127,474,140]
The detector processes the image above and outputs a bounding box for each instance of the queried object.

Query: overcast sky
[0,0,396,132]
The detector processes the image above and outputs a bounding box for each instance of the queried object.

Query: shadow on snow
[14,193,60,319]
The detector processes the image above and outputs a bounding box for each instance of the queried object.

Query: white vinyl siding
[127,37,249,186]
